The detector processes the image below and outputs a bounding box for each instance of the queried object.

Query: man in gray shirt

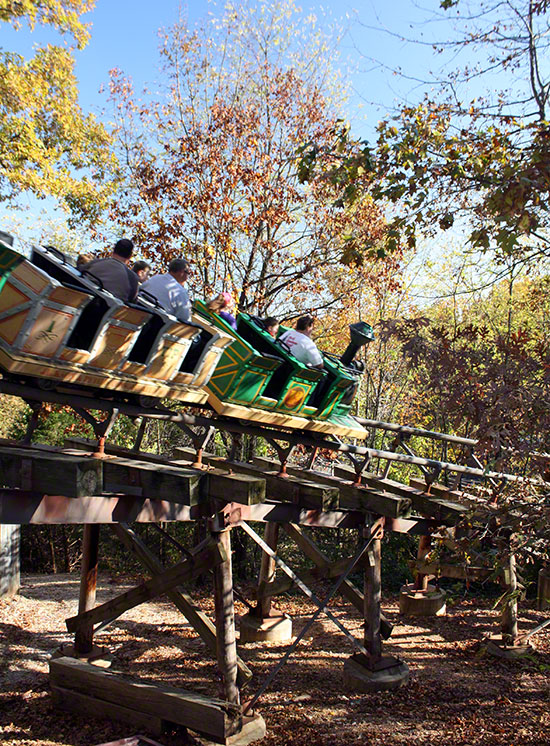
[140,258,192,322]
[84,239,139,303]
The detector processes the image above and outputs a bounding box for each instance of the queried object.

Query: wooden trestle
[0,415,527,743]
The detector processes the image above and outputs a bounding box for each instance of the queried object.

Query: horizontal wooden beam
[49,657,241,741]
[0,445,103,497]
[218,500,369,528]
[411,560,500,582]
[51,684,166,736]
[66,540,224,632]
[173,448,338,511]
[252,456,409,518]
[67,440,266,506]
[0,490,202,524]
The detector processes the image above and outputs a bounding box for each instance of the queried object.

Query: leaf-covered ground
[1,574,549,746]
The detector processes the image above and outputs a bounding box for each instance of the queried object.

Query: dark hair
[296,314,314,331]
[132,260,150,273]
[264,317,278,327]
[169,258,191,273]
[113,238,134,259]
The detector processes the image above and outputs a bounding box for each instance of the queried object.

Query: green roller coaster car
[193,300,374,434]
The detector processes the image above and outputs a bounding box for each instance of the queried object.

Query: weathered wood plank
[74,524,100,655]
[173,448,337,510]
[49,657,240,740]
[330,462,468,523]
[0,491,201,524]
[67,439,267,507]
[202,469,266,506]
[51,684,166,736]
[252,456,408,518]
[66,540,225,632]
[212,529,240,705]
[111,523,253,686]
[101,457,202,504]
[0,445,103,497]
[410,560,499,582]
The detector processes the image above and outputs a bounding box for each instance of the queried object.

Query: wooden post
[501,548,518,644]
[364,531,382,664]
[212,528,240,706]
[254,522,279,618]
[0,524,20,598]
[414,535,431,591]
[537,566,550,611]
[75,524,100,655]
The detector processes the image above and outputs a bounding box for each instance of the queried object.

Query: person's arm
[173,286,191,323]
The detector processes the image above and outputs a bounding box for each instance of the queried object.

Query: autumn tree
[107,0,390,317]
[0,0,115,223]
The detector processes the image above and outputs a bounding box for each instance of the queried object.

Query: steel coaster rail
[355,417,478,447]
[0,378,536,486]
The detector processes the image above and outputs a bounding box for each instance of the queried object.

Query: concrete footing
[239,612,292,643]
[482,635,535,660]
[51,643,113,668]
[399,583,446,617]
[343,654,409,692]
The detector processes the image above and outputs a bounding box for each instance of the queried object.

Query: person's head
[264,316,279,338]
[132,260,151,283]
[296,314,315,336]
[76,253,94,270]
[207,292,234,313]
[113,238,134,264]
[169,257,192,284]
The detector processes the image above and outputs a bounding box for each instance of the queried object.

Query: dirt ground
[1,573,549,746]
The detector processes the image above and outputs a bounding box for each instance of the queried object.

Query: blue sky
[0,0,497,252]
[2,0,460,139]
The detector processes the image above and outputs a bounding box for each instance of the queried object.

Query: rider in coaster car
[207,292,237,330]
[85,239,139,303]
[278,314,324,369]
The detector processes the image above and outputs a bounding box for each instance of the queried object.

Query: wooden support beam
[49,657,241,741]
[0,490,202,524]
[414,535,431,592]
[51,685,166,736]
[66,540,224,633]
[501,547,519,643]
[111,523,252,687]
[66,440,266,506]
[251,456,409,518]
[410,560,499,582]
[173,448,338,510]
[280,523,393,640]
[75,524,100,655]
[364,532,382,663]
[102,457,202,503]
[219,500,366,529]
[255,522,279,618]
[0,445,103,497]
[212,528,240,706]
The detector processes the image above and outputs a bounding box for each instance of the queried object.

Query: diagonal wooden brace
[66,539,224,634]
[111,523,253,686]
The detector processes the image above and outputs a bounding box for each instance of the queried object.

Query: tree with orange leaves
[106,1,391,317]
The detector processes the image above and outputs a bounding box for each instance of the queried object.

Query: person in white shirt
[278,314,324,369]
[140,258,192,322]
